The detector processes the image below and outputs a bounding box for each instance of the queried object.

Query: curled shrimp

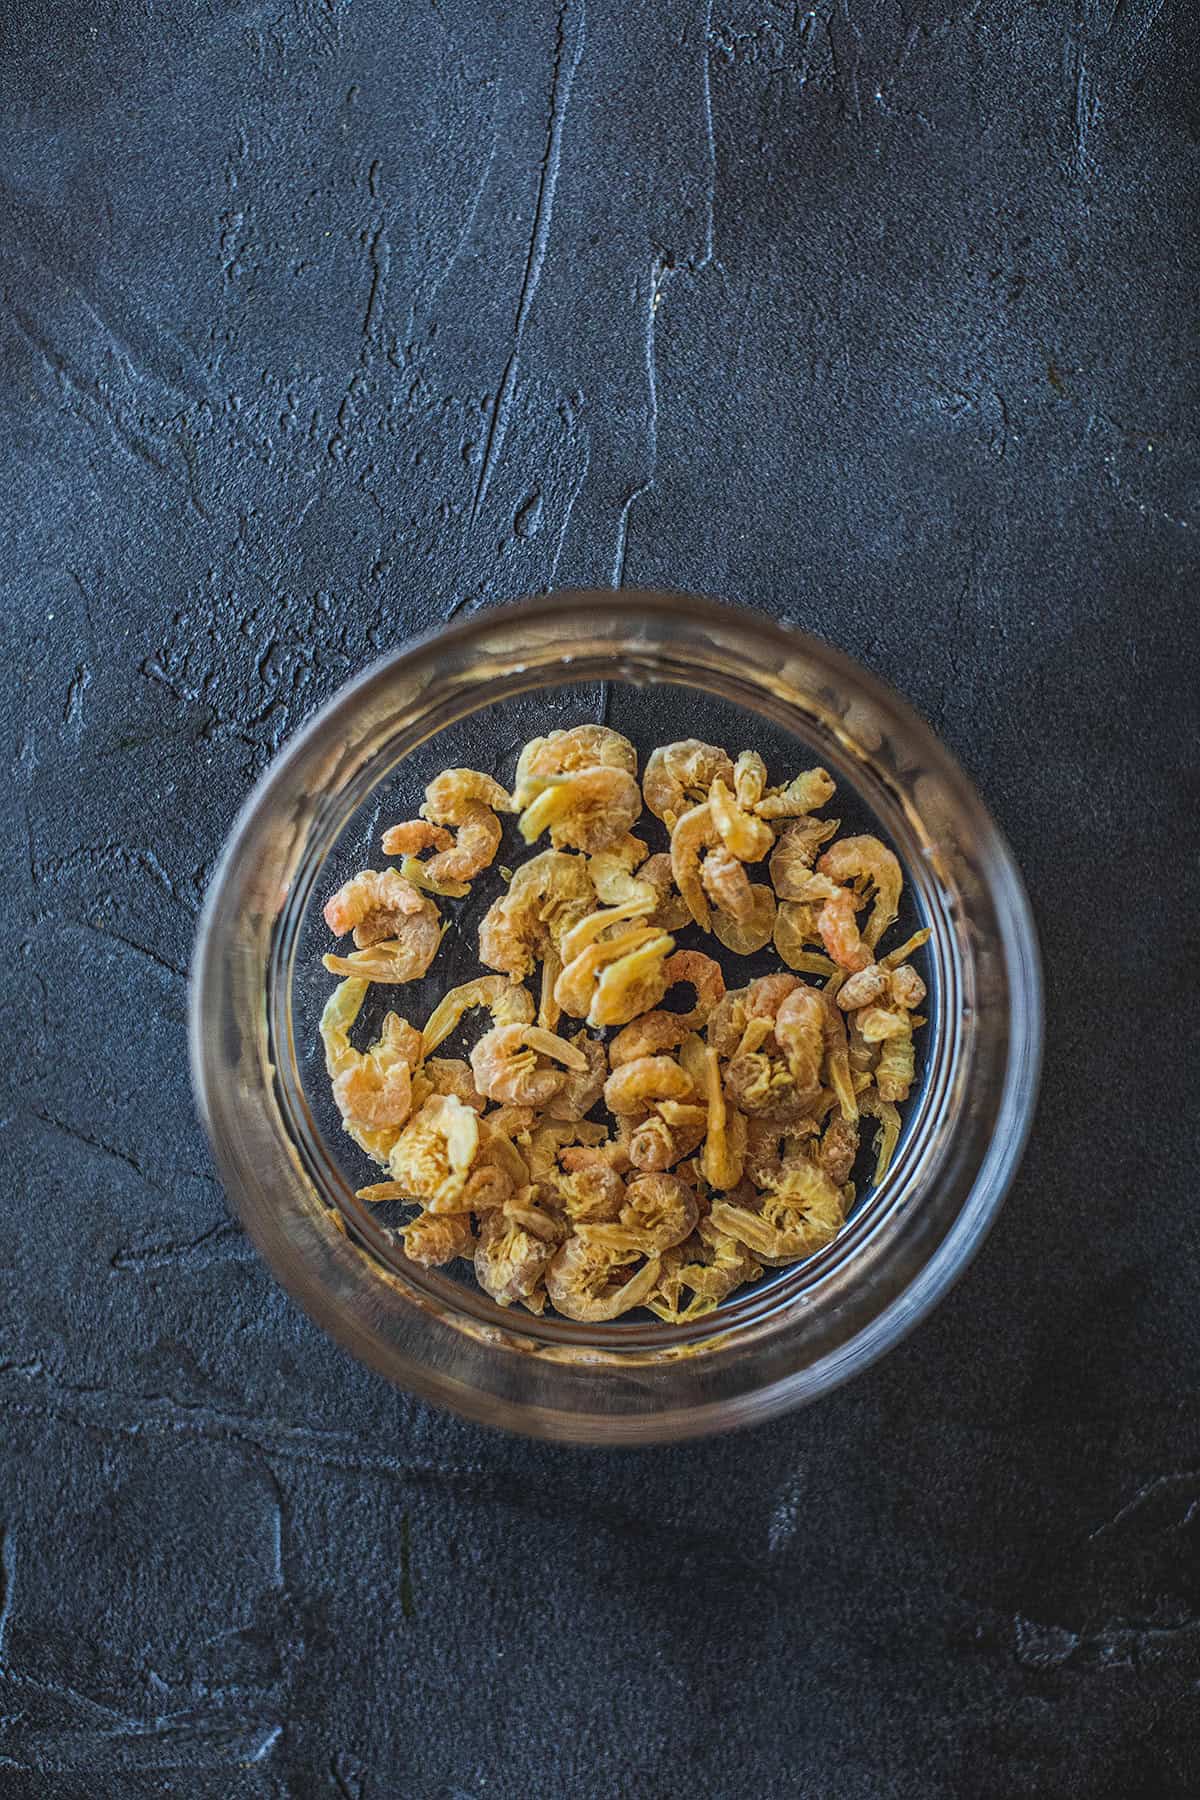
[609,1010,693,1066]
[712,1158,843,1263]
[709,778,774,862]
[527,1119,607,1181]
[470,1024,586,1107]
[817,834,903,951]
[380,820,453,858]
[396,1209,476,1268]
[648,1224,763,1322]
[321,982,420,1132]
[420,975,535,1057]
[477,850,594,978]
[588,834,654,907]
[517,766,642,854]
[557,1162,627,1224]
[712,883,776,955]
[746,972,804,1026]
[323,867,428,947]
[419,1057,487,1114]
[774,986,828,1108]
[333,1055,412,1132]
[769,817,840,899]
[700,846,755,923]
[644,740,734,830]
[423,768,512,823]
[513,725,636,807]
[588,932,675,1028]
[661,949,725,1028]
[817,885,871,973]
[625,1109,706,1172]
[545,1234,662,1322]
[834,962,890,1011]
[544,1031,608,1122]
[860,1089,902,1182]
[425,805,503,885]
[706,985,750,1057]
[753,766,836,821]
[474,1202,562,1306]
[732,750,768,809]
[723,1052,814,1124]
[604,1055,695,1116]
[584,1172,698,1255]
[387,1093,481,1209]
[774,901,838,977]
[670,800,719,930]
[322,881,442,983]
[888,963,927,1010]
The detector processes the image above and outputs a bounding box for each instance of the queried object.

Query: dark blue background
[2,1,1197,1794]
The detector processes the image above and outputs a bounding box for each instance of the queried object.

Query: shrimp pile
[318,733,928,1322]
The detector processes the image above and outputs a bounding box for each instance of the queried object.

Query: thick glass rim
[189,590,1042,1443]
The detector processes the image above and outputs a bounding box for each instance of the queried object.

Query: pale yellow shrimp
[559,900,651,966]
[395,855,470,902]
[526,1119,607,1182]
[773,986,827,1107]
[421,805,503,885]
[517,766,642,854]
[817,885,872,973]
[746,972,804,1026]
[753,766,836,821]
[774,901,838,977]
[477,850,594,978]
[396,1209,476,1268]
[856,1006,912,1042]
[699,1045,747,1189]
[422,768,512,824]
[648,1224,763,1322]
[332,1058,412,1132]
[320,977,371,1077]
[420,1057,487,1114]
[834,962,890,1011]
[555,1161,626,1225]
[712,884,776,955]
[323,867,427,946]
[769,817,840,898]
[670,800,719,930]
[888,963,927,1010]
[322,881,442,983]
[732,750,768,809]
[469,1023,586,1106]
[700,846,755,923]
[544,1031,607,1122]
[538,945,563,1031]
[625,1108,707,1173]
[880,927,931,969]
[321,983,420,1132]
[386,1093,481,1209]
[604,1055,695,1116]
[709,778,774,863]
[817,834,903,951]
[712,1158,843,1263]
[706,985,750,1057]
[474,1203,561,1306]
[420,975,535,1057]
[608,1010,693,1066]
[584,1172,698,1255]
[381,820,453,858]
[512,725,637,807]
[643,740,734,830]
[875,1022,915,1103]
[587,834,653,906]
[723,1052,815,1125]
[545,1234,662,1322]
[553,924,661,1020]
[661,949,725,1028]
[587,931,675,1028]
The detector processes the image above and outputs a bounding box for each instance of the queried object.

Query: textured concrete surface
[2,0,1198,1794]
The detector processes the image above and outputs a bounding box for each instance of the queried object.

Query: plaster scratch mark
[0,1525,16,1669]
[470,0,586,522]
[827,0,863,126]
[5,301,168,476]
[697,0,718,269]
[767,1471,805,1553]
[425,122,500,310]
[111,1216,245,1273]
[63,663,91,734]
[31,1107,160,1190]
[1089,1469,1200,1541]
[32,842,196,912]
[548,443,591,588]
[1069,39,1100,180]
[612,256,666,588]
[362,223,390,339]
[69,919,187,982]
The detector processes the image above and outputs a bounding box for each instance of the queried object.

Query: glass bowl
[189,590,1041,1443]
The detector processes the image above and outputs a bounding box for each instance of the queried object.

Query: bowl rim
[190,587,1043,1442]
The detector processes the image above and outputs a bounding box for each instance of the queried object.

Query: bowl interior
[287,675,945,1341]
